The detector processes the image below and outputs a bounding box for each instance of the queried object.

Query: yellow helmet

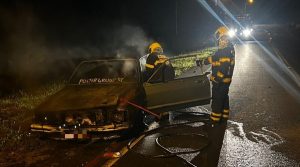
[148,42,163,54]
[215,26,229,40]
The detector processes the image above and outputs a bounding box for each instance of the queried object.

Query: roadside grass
[0,82,64,110]
[172,47,217,76]
[0,81,65,152]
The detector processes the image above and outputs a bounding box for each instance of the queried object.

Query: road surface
[219,42,300,166]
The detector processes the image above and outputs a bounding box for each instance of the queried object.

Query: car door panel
[144,74,211,112]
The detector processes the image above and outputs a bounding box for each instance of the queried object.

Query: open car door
[144,55,211,112]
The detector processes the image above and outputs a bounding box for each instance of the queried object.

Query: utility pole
[175,0,178,35]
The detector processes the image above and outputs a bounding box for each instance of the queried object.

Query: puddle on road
[145,107,299,166]
[219,120,299,167]
[176,107,299,166]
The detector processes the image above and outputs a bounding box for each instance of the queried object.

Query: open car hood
[36,84,138,112]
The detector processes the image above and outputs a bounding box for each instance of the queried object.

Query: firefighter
[204,26,235,126]
[144,42,175,82]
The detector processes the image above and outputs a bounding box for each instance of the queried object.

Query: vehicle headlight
[243,28,253,37]
[228,29,237,38]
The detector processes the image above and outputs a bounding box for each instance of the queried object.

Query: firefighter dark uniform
[205,27,235,125]
[145,42,175,82]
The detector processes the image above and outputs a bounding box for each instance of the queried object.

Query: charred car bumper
[30,123,130,140]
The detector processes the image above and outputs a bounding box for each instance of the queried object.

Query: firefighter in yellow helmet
[204,26,235,126]
[144,42,175,82]
[148,42,163,54]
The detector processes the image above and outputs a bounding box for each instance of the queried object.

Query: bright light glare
[243,29,252,37]
[248,0,254,4]
[228,29,237,38]
[197,0,300,102]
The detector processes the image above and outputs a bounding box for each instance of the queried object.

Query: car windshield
[70,59,139,85]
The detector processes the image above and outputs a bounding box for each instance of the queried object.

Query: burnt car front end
[31,59,145,140]
[31,105,132,140]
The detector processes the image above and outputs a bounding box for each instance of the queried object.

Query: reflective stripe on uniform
[222,109,229,118]
[211,112,222,117]
[222,78,231,83]
[217,71,224,78]
[210,116,221,121]
[145,64,154,68]
[222,114,229,118]
[212,61,221,67]
[219,57,231,63]
[223,109,229,114]
[211,112,221,121]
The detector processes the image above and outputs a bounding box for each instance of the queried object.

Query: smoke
[115,25,151,58]
[0,3,151,90]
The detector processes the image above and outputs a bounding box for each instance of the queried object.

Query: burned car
[31,55,211,139]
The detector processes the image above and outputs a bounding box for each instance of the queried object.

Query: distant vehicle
[31,56,211,140]
[226,14,255,41]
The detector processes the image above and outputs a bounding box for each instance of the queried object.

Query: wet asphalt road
[99,42,300,167]
[219,42,300,166]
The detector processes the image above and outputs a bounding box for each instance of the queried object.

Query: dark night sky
[0,0,300,88]
[1,0,300,51]
[1,0,299,52]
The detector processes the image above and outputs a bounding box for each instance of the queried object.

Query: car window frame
[68,59,142,86]
[144,54,210,84]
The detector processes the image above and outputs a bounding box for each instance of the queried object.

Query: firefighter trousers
[210,82,230,123]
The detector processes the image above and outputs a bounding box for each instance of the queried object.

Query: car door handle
[194,80,201,83]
